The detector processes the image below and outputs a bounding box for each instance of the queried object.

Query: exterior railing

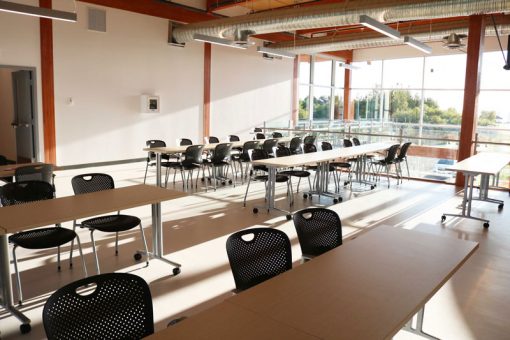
[260,120,510,190]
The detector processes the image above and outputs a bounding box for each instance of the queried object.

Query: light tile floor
[1,162,509,339]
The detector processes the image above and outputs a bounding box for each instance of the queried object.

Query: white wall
[0,69,17,160]
[210,44,294,141]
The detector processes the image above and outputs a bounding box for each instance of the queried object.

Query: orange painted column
[456,15,485,186]
[203,43,211,138]
[343,50,353,121]
[291,57,299,127]
[40,0,57,165]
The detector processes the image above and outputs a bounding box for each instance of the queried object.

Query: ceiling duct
[442,33,468,48]
[172,0,510,44]
[267,23,510,54]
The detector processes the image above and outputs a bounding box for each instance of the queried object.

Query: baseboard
[55,158,145,171]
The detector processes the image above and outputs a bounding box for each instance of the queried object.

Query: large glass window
[313,58,333,86]
[313,87,331,120]
[383,58,423,89]
[424,54,466,89]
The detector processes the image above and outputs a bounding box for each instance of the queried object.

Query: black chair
[272,132,283,138]
[293,208,342,260]
[352,137,361,146]
[370,144,401,188]
[322,141,352,185]
[144,140,172,184]
[206,136,220,144]
[277,146,312,196]
[232,140,259,182]
[204,143,234,190]
[262,138,279,157]
[343,139,353,148]
[289,136,303,155]
[0,155,15,183]
[228,135,241,142]
[165,145,205,190]
[43,272,154,340]
[253,127,263,133]
[0,181,87,305]
[303,135,316,145]
[15,164,55,188]
[394,142,412,182]
[243,149,291,208]
[255,133,266,140]
[70,173,149,274]
[178,138,193,146]
[226,228,292,292]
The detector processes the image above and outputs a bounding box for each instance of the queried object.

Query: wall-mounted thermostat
[141,95,160,113]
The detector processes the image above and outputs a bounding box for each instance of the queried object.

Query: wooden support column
[40,0,56,165]
[291,56,299,127]
[343,50,353,121]
[456,15,485,186]
[203,43,211,138]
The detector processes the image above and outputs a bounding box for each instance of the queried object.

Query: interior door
[11,70,36,163]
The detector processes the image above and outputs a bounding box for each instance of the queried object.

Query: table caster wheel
[370,185,376,190]
[308,195,312,199]
[201,178,205,182]
[483,222,490,228]
[333,199,339,204]
[441,215,446,223]
[222,182,226,185]
[133,253,142,261]
[173,267,181,276]
[344,181,349,186]
[229,180,233,184]
[253,208,259,214]
[20,323,31,334]
[498,203,504,210]
[303,194,308,199]
[286,214,292,221]
[338,197,343,202]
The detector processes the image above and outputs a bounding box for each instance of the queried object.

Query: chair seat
[331,162,351,168]
[82,214,141,232]
[9,227,76,249]
[279,170,310,178]
[306,165,336,171]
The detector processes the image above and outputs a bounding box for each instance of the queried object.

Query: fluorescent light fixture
[403,36,432,54]
[257,46,296,59]
[0,0,77,22]
[193,33,247,49]
[338,62,358,70]
[359,15,400,40]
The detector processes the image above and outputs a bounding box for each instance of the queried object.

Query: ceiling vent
[88,7,106,33]
[442,33,467,49]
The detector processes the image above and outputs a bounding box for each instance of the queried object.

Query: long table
[0,184,186,333]
[148,226,478,339]
[0,162,44,179]
[442,152,510,228]
[251,142,392,215]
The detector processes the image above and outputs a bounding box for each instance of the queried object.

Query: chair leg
[243,176,252,207]
[115,232,119,255]
[12,245,23,305]
[74,234,88,277]
[139,222,150,267]
[386,164,390,188]
[143,162,149,184]
[69,220,77,268]
[405,158,410,180]
[90,230,101,274]
[57,245,61,271]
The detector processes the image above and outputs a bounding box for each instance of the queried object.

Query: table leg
[403,306,439,340]
[252,167,290,217]
[0,235,31,334]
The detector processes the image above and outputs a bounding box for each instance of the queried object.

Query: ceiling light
[0,0,77,22]
[338,62,358,70]
[257,46,295,59]
[359,15,400,40]
[404,36,432,54]
[193,33,247,49]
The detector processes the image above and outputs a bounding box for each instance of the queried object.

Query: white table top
[446,152,510,175]
[252,142,393,168]
[144,137,292,154]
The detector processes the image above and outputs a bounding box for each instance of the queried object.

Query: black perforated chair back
[303,143,317,154]
[262,139,278,156]
[0,181,54,206]
[343,139,353,148]
[255,133,266,140]
[352,137,361,146]
[397,142,412,160]
[250,148,269,162]
[321,141,333,151]
[226,228,292,291]
[276,146,291,157]
[240,141,259,161]
[384,144,401,163]
[253,127,262,133]
[146,140,169,162]
[289,137,302,154]
[272,132,283,138]
[229,135,241,142]
[0,155,14,165]
[179,138,193,146]
[207,136,220,144]
[72,173,114,195]
[43,272,154,340]
[15,164,53,185]
[211,143,232,163]
[293,208,342,258]
[303,135,315,145]
[183,145,204,165]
